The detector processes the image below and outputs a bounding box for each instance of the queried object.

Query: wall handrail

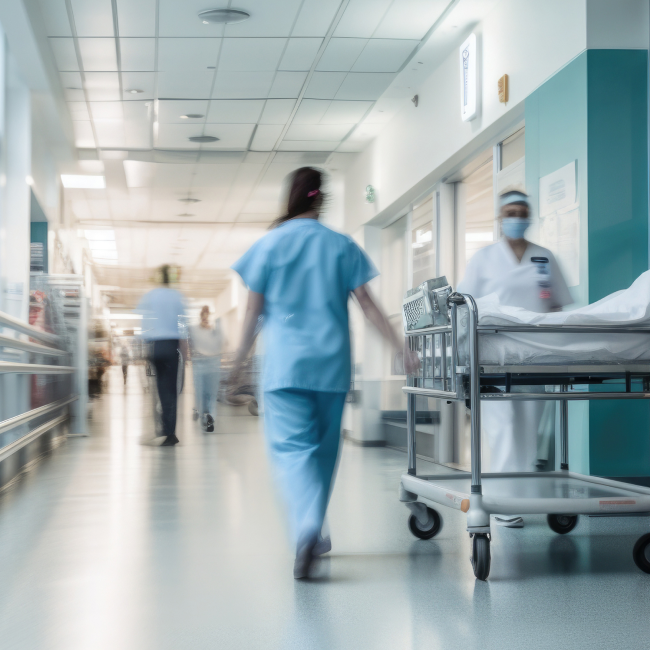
[0,395,77,436]
[0,362,75,374]
[0,414,68,464]
[0,311,61,346]
[0,333,68,356]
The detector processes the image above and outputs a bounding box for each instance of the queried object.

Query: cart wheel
[471,533,491,581]
[632,533,650,574]
[408,508,441,540]
[547,514,578,534]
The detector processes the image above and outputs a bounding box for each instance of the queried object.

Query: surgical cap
[499,190,529,209]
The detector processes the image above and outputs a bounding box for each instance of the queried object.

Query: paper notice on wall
[539,206,580,287]
[539,161,576,217]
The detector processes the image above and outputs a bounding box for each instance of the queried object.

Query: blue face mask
[501,217,529,240]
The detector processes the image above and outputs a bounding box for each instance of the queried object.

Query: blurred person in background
[231,167,419,579]
[120,344,130,385]
[190,306,222,433]
[137,264,187,446]
[458,189,572,526]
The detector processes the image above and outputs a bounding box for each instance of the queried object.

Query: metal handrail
[0,395,77,435]
[0,311,61,346]
[0,333,68,356]
[478,324,650,334]
[0,414,68,464]
[0,362,75,374]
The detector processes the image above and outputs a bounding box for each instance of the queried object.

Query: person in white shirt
[457,190,572,527]
[190,306,222,432]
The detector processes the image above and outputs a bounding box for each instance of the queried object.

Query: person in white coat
[457,190,572,526]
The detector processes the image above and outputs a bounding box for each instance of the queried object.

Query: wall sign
[460,33,477,121]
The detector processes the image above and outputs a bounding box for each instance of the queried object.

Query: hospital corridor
[0,0,650,648]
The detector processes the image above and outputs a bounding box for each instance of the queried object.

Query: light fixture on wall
[199,8,251,24]
[189,135,219,143]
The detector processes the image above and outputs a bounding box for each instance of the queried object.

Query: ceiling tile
[120,38,156,71]
[304,72,346,99]
[316,38,367,72]
[78,38,118,71]
[70,0,115,37]
[116,0,156,37]
[293,0,342,38]
[49,38,78,71]
[336,139,365,153]
[84,71,120,90]
[260,99,296,124]
[158,100,210,124]
[85,88,122,101]
[219,38,287,72]
[65,88,86,101]
[223,0,303,37]
[121,72,155,99]
[279,38,323,71]
[125,121,152,149]
[293,99,330,124]
[60,71,83,89]
[212,71,275,99]
[373,0,448,39]
[250,125,283,151]
[334,0,392,38]
[285,124,353,141]
[156,123,255,150]
[278,140,338,152]
[320,100,372,123]
[158,38,220,72]
[90,101,123,120]
[207,100,265,123]
[158,71,214,99]
[39,0,72,36]
[268,72,308,99]
[73,121,96,148]
[68,101,90,120]
[352,39,418,73]
[334,72,395,100]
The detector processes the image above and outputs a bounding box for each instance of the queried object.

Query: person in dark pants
[137,265,187,446]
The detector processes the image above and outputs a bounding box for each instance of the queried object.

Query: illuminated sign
[460,33,477,121]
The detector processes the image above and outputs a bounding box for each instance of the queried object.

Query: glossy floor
[0,367,649,649]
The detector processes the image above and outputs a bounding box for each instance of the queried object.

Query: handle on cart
[447,292,466,307]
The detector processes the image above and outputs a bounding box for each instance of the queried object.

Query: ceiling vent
[189,136,219,143]
[198,9,251,24]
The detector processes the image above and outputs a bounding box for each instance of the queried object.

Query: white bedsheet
[471,271,650,366]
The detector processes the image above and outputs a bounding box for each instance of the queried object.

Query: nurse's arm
[353,284,420,374]
[232,290,264,370]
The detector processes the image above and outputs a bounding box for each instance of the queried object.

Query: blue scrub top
[137,287,187,341]
[232,218,378,393]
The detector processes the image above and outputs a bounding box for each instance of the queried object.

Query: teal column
[587,50,649,478]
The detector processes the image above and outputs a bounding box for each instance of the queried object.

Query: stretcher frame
[400,292,650,580]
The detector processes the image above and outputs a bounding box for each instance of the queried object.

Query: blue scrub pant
[264,389,346,548]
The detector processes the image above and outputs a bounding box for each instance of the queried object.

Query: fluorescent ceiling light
[85,229,115,241]
[88,240,116,251]
[61,175,106,189]
[465,232,494,242]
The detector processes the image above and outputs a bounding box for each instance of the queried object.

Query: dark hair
[271,167,326,228]
[160,264,170,285]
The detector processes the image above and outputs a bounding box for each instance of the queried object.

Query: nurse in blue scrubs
[231,167,419,579]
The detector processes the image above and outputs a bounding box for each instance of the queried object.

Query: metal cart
[400,279,650,580]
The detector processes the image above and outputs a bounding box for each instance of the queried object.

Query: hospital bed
[400,277,650,580]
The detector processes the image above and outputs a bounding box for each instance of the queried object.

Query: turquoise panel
[587,49,649,477]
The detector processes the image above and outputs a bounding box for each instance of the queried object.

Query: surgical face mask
[501,217,529,240]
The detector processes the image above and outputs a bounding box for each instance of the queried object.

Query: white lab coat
[457,239,572,472]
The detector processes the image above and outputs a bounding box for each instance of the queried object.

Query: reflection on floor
[0,366,648,649]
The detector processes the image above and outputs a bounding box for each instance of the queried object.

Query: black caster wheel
[408,508,442,540]
[547,514,578,534]
[471,533,491,581]
[633,533,650,574]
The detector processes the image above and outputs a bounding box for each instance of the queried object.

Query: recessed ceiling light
[198,8,251,24]
[178,198,201,204]
[128,89,143,94]
[180,114,204,119]
[189,135,219,143]
[61,174,106,189]
[178,213,195,217]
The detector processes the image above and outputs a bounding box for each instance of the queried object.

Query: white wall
[343,0,589,232]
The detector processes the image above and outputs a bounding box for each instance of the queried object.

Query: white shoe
[494,516,524,528]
